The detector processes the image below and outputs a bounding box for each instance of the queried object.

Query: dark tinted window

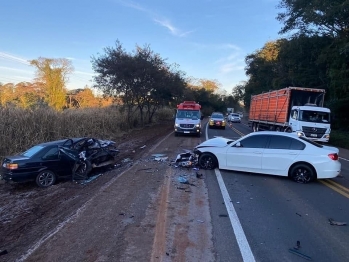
[42,147,59,160]
[268,135,305,150]
[290,139,305,150]
[238,135,268,148]
[299,136,323,148]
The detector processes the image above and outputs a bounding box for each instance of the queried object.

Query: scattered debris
[197,220,204,223]
[119,213,125,216]
[296,213,302,217]
[288,248,312,260]
[140,145,146,149]
[329,218,347,226]
[196,172,203,179]
[151,153,167,158]
[174,152,198,168]
[288,240,312,260]
[177,187,186,190]
[122,158,132,163]
[219,214,228,217]
[154,156,168,161]
[294,240,301,250]
[178,176,189,184]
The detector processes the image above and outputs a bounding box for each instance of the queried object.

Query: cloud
[0,66,33,74]
[115,0,192,37]
[153,18,194,37]
[0,52,30,65]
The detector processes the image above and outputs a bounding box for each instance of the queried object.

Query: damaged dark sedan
[1,137,119,187]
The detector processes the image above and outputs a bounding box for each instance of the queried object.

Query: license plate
[310,134,317,137]
[184,131,190,133]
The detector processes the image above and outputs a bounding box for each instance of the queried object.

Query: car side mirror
[234,142,242,147]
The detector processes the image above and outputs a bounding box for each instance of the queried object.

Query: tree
[277,0,349,38]
[92,40,187,125]
[30,57,73,111]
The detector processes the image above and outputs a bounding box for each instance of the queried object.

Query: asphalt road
[204,119,349,262]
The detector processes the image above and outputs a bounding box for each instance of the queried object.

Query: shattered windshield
[298,110,331,124]
[176,110,200,119]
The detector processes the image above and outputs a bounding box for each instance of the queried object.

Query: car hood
[3,155,30,162]
[196,137,234,149]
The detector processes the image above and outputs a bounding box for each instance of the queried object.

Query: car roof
[37,137,85,147]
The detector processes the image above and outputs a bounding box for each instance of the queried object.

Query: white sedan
[193,131,341,183]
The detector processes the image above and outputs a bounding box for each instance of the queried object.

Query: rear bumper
[0,169,38,183]
[315,161,341,179]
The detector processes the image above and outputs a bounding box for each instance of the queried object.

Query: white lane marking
[339,157,349,162]
[215,169,256,262]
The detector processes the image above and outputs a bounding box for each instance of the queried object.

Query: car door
[262,135,305,176]
[225,135,269,172]
[41,146,73,177]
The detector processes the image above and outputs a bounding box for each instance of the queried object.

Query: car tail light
[3,163,19,169]
[328,153,338,160]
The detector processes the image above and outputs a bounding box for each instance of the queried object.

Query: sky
[0,0,284,93]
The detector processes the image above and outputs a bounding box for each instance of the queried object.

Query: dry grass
[0,106,174,158]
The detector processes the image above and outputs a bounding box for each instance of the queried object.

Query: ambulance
[174,101,203,137]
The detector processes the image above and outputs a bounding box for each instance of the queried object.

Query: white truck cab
[288,105,331,142]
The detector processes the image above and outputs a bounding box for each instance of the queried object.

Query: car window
[212,114,223,118]
[238,135,269,148]
[42,147,59,160]
[299,136,323,148]
[267,136,305,150]
[22,145,44,157]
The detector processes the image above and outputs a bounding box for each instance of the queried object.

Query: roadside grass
[329,129,349,150]
[0,106,174,159]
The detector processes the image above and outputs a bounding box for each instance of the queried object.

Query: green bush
[329,130,349,149]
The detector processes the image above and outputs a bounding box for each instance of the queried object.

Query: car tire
[285,127,292,133]
[289,164,316,184]
[36,170,56,187]
[198,153,217,170]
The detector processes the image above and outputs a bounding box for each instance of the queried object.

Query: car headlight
[296,131,304,137]
[195,124,200,128]
[4,163,18,169]
[175,123,179,127]
[222,120,225,123]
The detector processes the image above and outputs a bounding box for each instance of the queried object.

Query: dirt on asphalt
[0,121,215,262]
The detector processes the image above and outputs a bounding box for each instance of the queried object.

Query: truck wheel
[253,123,257,132]
[275,127,281,132]
[284,127,292,133]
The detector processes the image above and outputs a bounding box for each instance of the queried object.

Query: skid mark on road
[150,168,171,261]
